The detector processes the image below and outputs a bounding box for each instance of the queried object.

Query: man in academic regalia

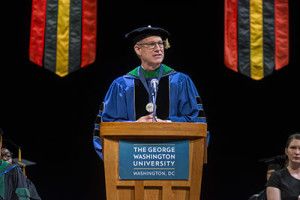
[0,159,30,200]
[0,129,41,200]
[99,25,206,123]
[92,25,208,162]
[0,131,30,200]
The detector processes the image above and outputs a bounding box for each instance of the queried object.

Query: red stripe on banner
[29,0,47,67]
[81,0,97,67]
[224,0,238,72]
[274,0,289,70]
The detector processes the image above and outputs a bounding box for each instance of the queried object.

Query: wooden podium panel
[100,122,207,200]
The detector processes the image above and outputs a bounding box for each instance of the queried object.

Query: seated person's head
[1,148,13,164]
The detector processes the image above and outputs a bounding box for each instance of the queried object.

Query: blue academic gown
[93,65,209,160]
[101,66,206,123]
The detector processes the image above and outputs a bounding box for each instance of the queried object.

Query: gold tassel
[18,147,27,176]
[18,147,22,162]
[164,38,171,49]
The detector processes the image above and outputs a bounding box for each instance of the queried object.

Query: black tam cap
[125,25,170,44]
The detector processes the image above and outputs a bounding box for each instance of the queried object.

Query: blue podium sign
[119,140,189,180]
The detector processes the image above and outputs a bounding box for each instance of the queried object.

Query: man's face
[134,36,165,70]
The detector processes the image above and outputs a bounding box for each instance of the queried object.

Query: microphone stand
[150,78,159,122]
[151,91,157,122]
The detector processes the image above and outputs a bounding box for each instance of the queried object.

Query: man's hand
[137,114,171,122]
[137,114,154,122]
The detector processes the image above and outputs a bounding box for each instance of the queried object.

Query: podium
[100,122,207,200]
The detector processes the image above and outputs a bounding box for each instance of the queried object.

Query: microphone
[150,79,159,122]
[150,79,159,94]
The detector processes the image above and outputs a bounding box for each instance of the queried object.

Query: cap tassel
[18,147,22,162]
[18,147,26,176]
[164,38,171,49]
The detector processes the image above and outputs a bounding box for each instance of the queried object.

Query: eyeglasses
[137,41,165,49]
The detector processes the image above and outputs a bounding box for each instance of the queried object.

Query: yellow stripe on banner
[56,0,70,77]
[250,0,264,80]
